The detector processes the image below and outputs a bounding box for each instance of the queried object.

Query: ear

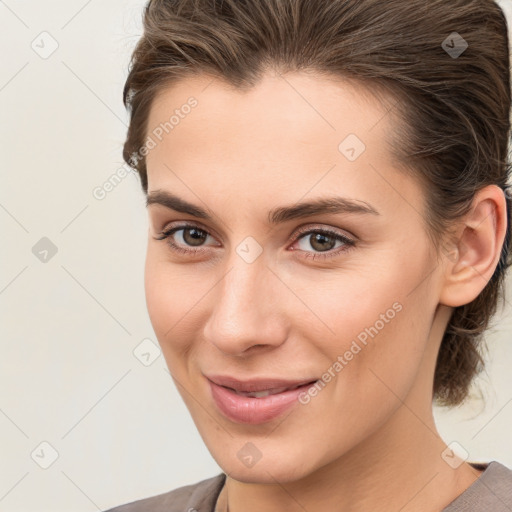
[439,185,508,308]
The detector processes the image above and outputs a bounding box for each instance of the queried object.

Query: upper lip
[206,374,318,393]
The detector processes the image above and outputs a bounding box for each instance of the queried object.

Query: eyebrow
[146,190,380,224]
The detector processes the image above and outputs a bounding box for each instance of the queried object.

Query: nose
[202,254,287,356]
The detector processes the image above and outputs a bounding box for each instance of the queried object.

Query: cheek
[144,263,194,383]
[144,246,214,360]
[144,248,188,350]
[304,252,436,397]
[144,249,165,334]
[290,265,404,351]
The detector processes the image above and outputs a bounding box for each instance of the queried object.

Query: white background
[0,1,511,510]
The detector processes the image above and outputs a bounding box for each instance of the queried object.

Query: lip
[206,375,317,393]
[206,375,318,424]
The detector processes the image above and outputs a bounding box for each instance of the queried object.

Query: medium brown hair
[122,0,512,406]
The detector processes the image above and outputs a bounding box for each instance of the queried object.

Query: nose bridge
[203,247,284,355]
[217,249,271,326]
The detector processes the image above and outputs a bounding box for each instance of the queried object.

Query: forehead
[146,71,394,145]
[146,72,396,167]
[144,71,422,221]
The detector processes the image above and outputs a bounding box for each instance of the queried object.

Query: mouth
[206,375,319,424]
[206,376,318,425]
[223,382,317,398]
[206,374,318,396]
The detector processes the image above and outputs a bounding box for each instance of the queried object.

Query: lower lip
[208,380,317,424]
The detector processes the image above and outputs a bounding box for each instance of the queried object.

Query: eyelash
[155,222,356,261]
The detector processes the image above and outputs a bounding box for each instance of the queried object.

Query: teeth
[239,390,272,398]
[234,386,297,398]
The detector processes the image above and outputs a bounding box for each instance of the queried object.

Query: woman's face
[144,71,450,483]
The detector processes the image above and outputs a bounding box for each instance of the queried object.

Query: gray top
[103,461,512,511]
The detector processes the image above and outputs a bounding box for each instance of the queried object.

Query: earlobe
[439,185,507,308]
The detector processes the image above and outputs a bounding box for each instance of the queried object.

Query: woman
[105,0,512,510]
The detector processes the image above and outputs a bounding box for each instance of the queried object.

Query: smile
[206,375,318,424]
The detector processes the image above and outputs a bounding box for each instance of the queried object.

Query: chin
[224,464,306,485]
[214,449,317,484]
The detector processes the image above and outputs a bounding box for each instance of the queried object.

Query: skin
[143,70,507,512]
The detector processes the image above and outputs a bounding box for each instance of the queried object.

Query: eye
[155,222,356,260]
[155,223,219,256]
[290,226,356,260]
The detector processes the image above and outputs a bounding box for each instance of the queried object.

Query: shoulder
[102,473,226,512]
[443,461,512,511]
